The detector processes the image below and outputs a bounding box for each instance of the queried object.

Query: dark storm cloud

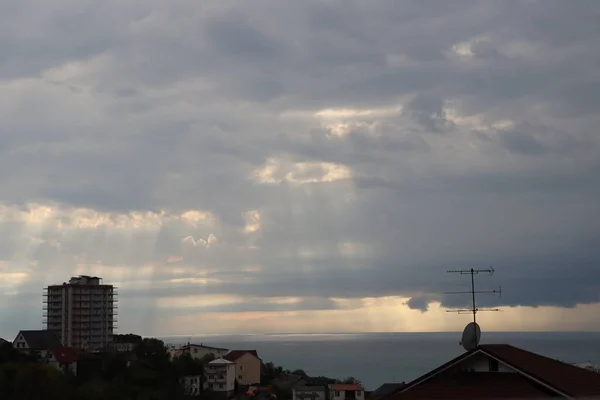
[1,0,600,335]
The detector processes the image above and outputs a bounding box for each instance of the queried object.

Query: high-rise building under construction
[43,275,117,350]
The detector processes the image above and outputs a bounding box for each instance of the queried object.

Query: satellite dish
[460,322,481,351]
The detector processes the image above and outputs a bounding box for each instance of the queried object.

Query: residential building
[181,343,229,361]
[224,350,262,385]
[46,347,78,375]
[329,384,365,400]
[204,358,236,395]
[272,373,307,392]
[108,333,142,353]
[293,386,327,400]
[167,345,183,359]
[385,344,600,399]
[43,275,117,350]
[180,375,202,397]
[12,330,63,356]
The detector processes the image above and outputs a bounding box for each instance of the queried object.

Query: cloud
[1,0,600,336]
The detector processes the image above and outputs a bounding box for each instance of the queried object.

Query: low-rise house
[182,343,229,360]
[108,333,142,353]
[385,344,600,399]
[12,330,63,357]
[204,358,236,395]
[272,373,307,392]
[225,350,262,385]
[293,386,327,400]
[329,384,365,400]
[167,345,183,359]
[46,347,78,375]
[180,375,202,396]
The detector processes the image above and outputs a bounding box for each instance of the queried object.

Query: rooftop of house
[388,344,600,399]
[182,343,229,351]
[272,374,307,389]
[294,386,327,392]
[50,347,78,363]
[224,350,260,361]
[16,330,63,350]
[209,357,235,365]
[329,384,363,391]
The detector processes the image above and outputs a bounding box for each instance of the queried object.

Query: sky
[1,0,600,339]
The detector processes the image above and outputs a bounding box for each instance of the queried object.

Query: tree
[135,338,170,369]
[171,353,205,377]
[341,377,361,386]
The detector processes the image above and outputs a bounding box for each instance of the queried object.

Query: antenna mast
[446,266,501,344]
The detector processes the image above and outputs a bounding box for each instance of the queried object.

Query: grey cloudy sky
[1,0,600,337]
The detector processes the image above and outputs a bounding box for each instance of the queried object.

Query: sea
[160,332,600,390]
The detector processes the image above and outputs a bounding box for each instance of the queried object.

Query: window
[209,384,214,389]
[240,365,243,370]
[489,358,499,372]
[194,348,198,353]
[335,391,340,397]
[239,375,243,380]
[219,383,224,389]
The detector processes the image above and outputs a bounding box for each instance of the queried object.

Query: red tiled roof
[224,350,259,361]
[329,384,362,391]
[50,347,78,363]
[387,344,600,400]
[480,344,600,398]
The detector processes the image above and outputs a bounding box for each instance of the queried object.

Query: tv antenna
[446,266,501,351]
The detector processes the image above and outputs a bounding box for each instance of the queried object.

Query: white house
[46,347,78,375]
[180,375,202,396]
[181,343,229,360]
[12,330,63,357]
[204,358,236,395]
[293,386,327,400]
[328,384,364,400]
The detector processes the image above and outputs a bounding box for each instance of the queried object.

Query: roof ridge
[481,344,600,374]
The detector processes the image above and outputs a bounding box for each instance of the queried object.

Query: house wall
[48,359,78,375]
[181,375,202,397]
[454,353,515,373]
[235,352,261,385]
[205,362,236,393]
[109,342,136,353]
[329,389,365,400]
[186,345,229,361]
[12,334,29,350]
[45,279,115,350]
[293,389,326,400]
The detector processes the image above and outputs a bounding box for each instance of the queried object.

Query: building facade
[180,375,202,396]
[329,384,365,400]
[43,275,117,350]
[224,350,262,385]
[181,343,229,361]
[204,358,236,395]
[46,347,78,375]
[293,386,327,400]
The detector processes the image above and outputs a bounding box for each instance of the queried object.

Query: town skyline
[1,0,600,337]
